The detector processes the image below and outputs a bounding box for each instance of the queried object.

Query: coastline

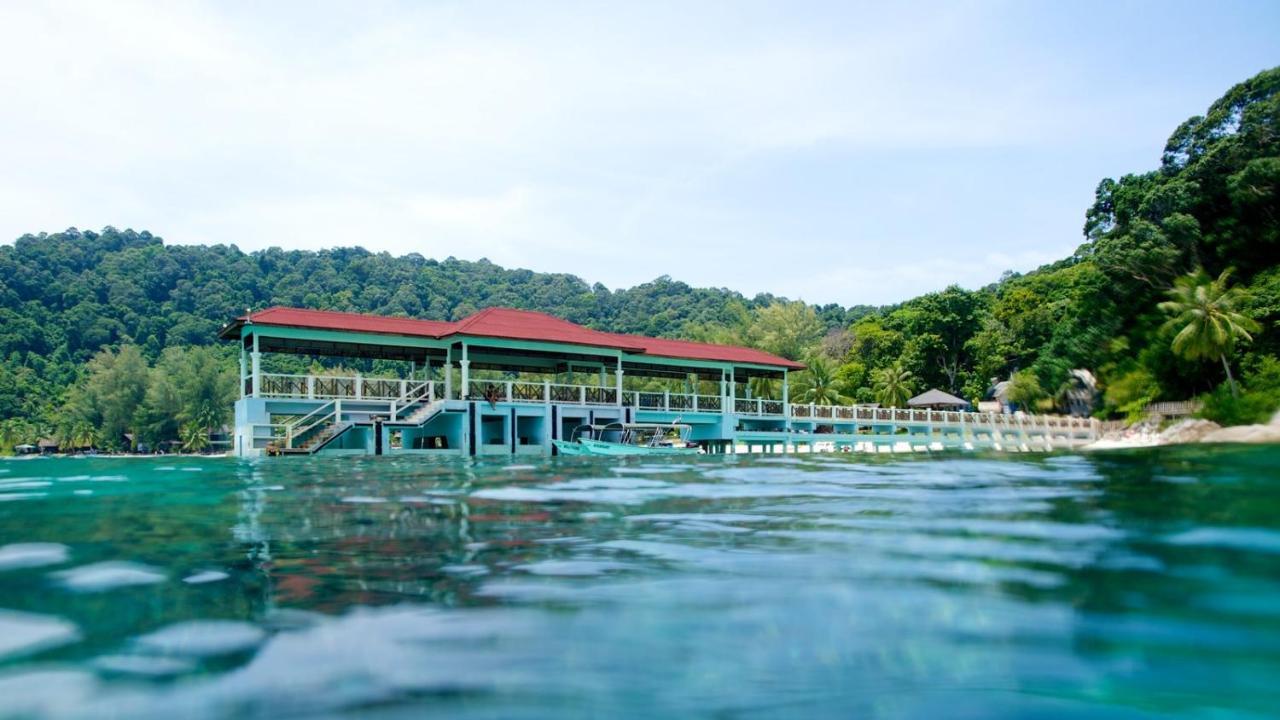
[1084,412,1280,451]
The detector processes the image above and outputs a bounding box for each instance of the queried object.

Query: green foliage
[180,421,211,453]
[873,364,914,408]
[1199,356,1280,426]
[1006,370,1046,409]
[792,356,851,405]
[1159,268,1260,395]
[0,417,39,454]
[745,301,823,361]
[1103,367,1161,422]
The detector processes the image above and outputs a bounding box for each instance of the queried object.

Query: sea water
[0,447,1277,718]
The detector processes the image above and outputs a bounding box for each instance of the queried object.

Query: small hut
[907,388,969,411]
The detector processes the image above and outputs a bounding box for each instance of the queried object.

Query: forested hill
[0,229,870,424]
[0,227,864,359]
[1,67,1278,449]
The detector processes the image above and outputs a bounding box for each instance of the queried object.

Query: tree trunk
[1220,354,1238,398]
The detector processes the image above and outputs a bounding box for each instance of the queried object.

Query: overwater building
[220,307,1096,456]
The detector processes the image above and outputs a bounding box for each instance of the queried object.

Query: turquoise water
[0,448,1278,719]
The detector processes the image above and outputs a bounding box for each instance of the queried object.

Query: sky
[0,1,1277,306]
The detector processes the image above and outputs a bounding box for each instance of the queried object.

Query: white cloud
[1,1,1273,305]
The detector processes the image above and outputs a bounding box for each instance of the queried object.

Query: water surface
[1,447,1278,718]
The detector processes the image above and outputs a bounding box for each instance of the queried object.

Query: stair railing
[389,382,435,422]
[286,399,342,448]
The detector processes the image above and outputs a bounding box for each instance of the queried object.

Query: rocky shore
[1086,411,1280,450]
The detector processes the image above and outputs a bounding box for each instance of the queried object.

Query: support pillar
[615,358,624,406]
[460,343,470,399]
[238,346,247,399]
[250,336,261,399]
[444,348,453,399]
[782,370,791,452]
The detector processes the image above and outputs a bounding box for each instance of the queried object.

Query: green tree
[180,421,210,453]
[1006,370,1046,409]
[746,301,822,361]
[1158,269,1260,396]
[748,376,777,400]
[873,364,914,408]
[0,417,39,455]
[71,345,150,451]
[793,356,850,405]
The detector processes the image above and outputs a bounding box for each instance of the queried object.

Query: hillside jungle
[1,68,1277,453]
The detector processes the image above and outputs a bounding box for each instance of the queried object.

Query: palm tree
[794,356,850,405]
[1158,268,1259,397]
[180,422,210,453]
[873,364,914,408]
[60,420,99,452]
[748,376,777,400]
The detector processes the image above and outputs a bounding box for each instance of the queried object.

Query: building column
[460,342,470,398]
[443,348,453,399]
[250,333,261,398]
[238,345,247,399]
[782,370,791,451]
[615,358,624,406]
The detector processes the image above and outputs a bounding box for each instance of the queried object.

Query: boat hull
[553,439,698,456]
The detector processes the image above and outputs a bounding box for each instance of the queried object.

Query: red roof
[623,335,804,368]
[453,308,649,352]
[235,307,455,338]
[222,306,804,369]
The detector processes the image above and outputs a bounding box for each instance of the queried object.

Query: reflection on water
[0,447,1278,718]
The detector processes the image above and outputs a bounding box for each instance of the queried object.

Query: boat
[553,422,700,456]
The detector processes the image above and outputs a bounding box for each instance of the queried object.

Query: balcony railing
[250,372,1097,434]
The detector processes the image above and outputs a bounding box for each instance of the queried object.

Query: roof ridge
[452,306,501,332]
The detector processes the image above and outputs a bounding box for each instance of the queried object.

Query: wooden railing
[1144,400,1202,417]
[258,373,419,401]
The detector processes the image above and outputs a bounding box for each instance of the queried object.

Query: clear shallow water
[0,448,1278,719]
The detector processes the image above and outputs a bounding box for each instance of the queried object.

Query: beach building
[220,307,1098,457]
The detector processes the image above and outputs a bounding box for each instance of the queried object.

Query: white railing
[389,381,436,421]
[284,399,341,448]
[256,372,1098,438]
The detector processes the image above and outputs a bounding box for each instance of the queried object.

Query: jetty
[219,307,1099,457]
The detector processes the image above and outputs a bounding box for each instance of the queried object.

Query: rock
[1200,423,1280,444]
[1157,418,1221,444]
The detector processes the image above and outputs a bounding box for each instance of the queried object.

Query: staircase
[281,400,348,453]
[389,399,446,426]
[280,420,353,454]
